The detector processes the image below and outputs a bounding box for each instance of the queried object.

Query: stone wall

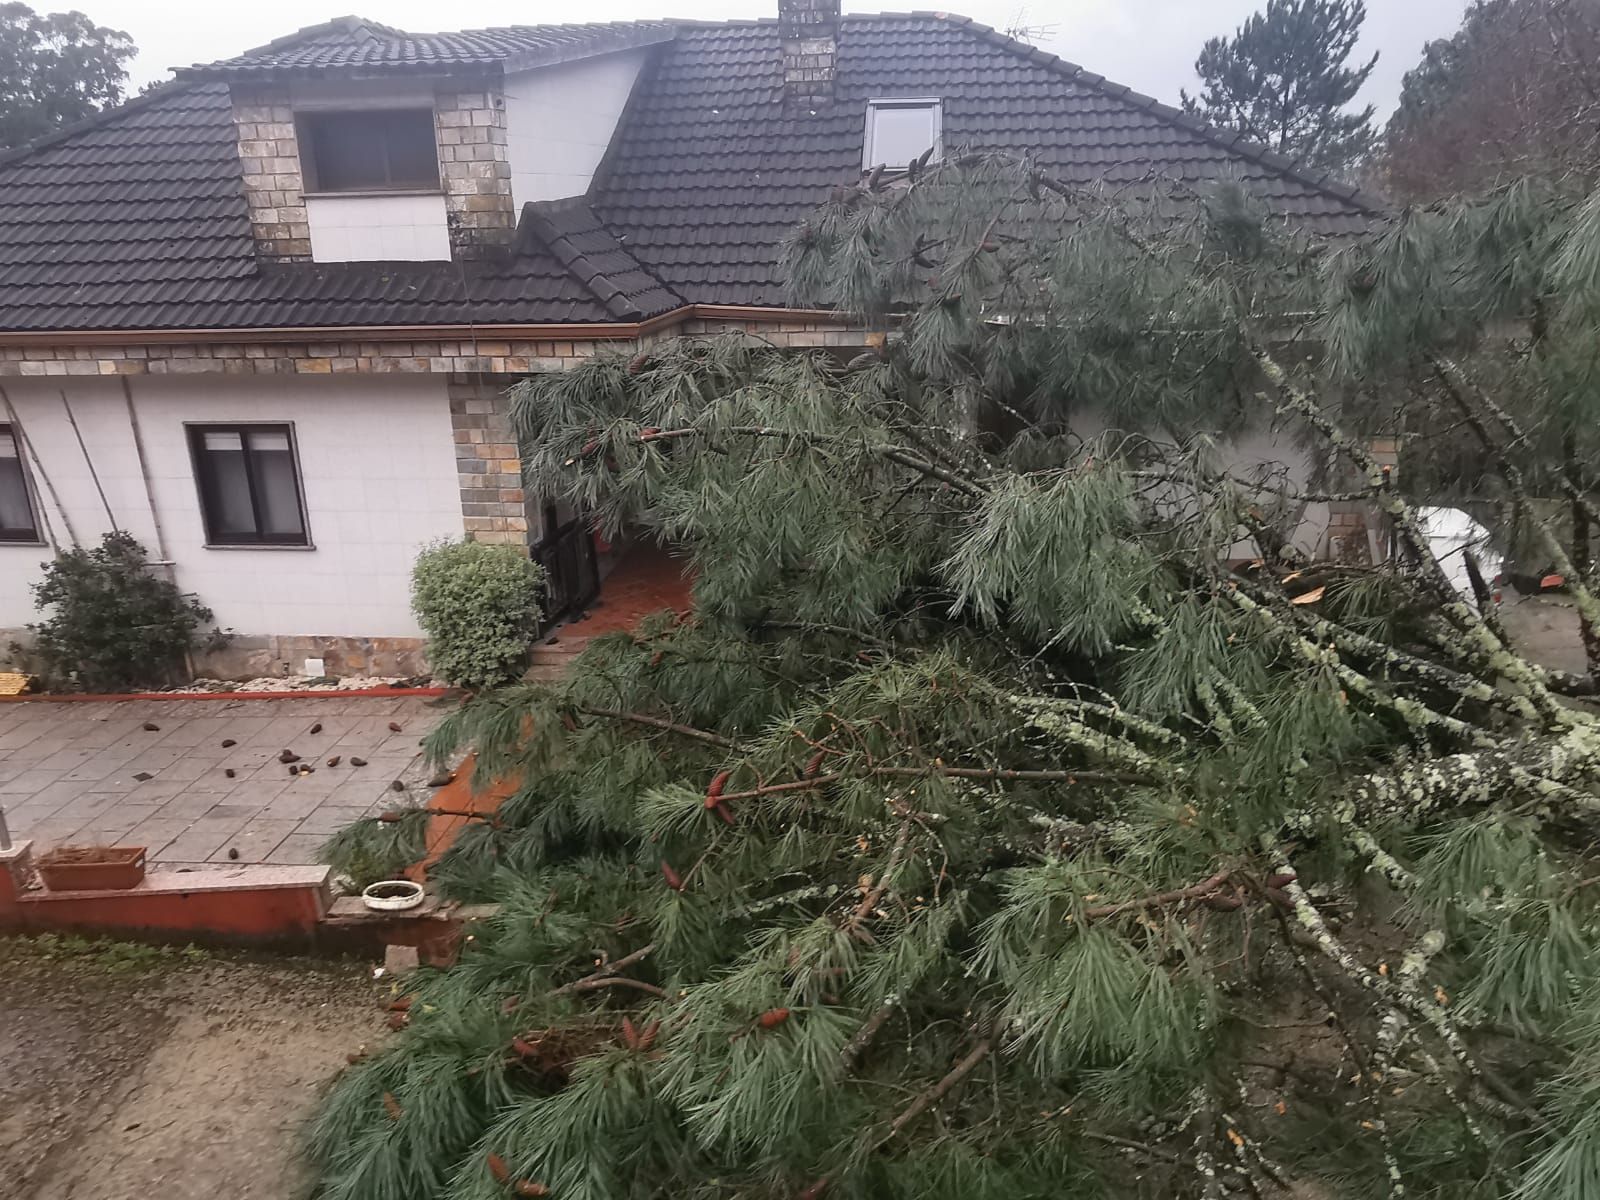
[231,84,312,261]
[0,335,606,378]
[434,86,517,257]
[0,316,872,378]
[778,0,840,108]
[447,375,530,547]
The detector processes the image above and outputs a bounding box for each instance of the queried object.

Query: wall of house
[1065,407,1334,562]
[503,48,651,207]
[305,192,452,263]
[0,375,464,676]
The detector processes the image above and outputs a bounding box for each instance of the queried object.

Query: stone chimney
[779,0,839,108]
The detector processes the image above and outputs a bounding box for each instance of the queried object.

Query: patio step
[525,635,592,682]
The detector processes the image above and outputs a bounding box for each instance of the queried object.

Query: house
[0,2,1379,678]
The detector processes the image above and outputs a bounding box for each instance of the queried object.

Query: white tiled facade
[305,192,452,263]
[0,375,463,642]
[504,49,652,206]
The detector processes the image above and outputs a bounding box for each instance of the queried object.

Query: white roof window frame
[863,97,943,173]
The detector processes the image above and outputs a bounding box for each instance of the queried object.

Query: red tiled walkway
[562,543,695,637]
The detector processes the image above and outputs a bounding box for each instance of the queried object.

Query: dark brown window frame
[186,422,311,548]
[0,422,41,543]
[296,108,442,194]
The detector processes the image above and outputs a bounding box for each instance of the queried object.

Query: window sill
[202,542,317,552]
[302,188,444,200]
[0,537,46,547]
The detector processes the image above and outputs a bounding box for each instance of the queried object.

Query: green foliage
[319,807,429,890]
[0,2,135,150]
[1,931,208,972]
[411,538,543,688]
[1180,0,1378,173]
[313,157,1600,1199]
[23,530,225,692]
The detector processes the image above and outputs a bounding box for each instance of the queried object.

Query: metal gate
[531,506,599,631]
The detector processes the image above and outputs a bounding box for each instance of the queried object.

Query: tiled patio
[0,695,446,866]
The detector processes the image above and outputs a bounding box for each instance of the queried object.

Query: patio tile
[1,695,446,865]
[115,816,194,857]
[264,833,328,865]
[292,805,374,836]
[205,820,300,863]
[0,768,65,795]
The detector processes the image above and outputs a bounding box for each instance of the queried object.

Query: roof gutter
[0,305,848,348]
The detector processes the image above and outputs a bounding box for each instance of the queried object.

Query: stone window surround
[231,78,516,262]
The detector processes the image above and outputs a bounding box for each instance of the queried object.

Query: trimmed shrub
[410,538,543,688]
[25,530,226,692]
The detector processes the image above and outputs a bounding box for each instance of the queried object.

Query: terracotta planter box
[36,846,147,892]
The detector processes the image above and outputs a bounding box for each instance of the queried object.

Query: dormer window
[863,98,942,171]
[298,109,440,193]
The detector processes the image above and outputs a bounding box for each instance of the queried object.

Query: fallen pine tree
[315,158,1600,1199]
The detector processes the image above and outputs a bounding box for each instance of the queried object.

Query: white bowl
[361,879,425,911]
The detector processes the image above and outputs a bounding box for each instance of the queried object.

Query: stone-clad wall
[229,82,517,262]
[231,84,312,261]
[447,375,531,547]
[434,88,516,257]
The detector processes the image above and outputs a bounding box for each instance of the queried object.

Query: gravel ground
[0,936,387,1200]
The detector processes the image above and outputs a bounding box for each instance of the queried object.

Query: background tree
[1182,0,1378,175]
[1380,0,1600,202]
[0,3,134,151]
[314,161,1600,1199]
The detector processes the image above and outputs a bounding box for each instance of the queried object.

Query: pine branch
[1080,869,1234,921]
[839,999,900,1072]
[549,943,660,997]
[1255,346,1567,726]
[882,1037,995,1140]
[637,424,988,498]
[575,707,743,750]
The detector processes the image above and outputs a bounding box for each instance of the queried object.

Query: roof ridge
[0,78,203,172]
[243,14,409,57]
[923,11,1380,214]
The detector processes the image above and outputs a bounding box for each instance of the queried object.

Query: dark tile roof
[0,13,1382,335]
[593,15,1378,308]
[180,17,679,78]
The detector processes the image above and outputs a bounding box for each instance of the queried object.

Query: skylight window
[863,99,942,171]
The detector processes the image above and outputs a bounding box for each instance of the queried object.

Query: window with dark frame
[298,109,440,193]
[0,423,39,542]
[188,424,309,546]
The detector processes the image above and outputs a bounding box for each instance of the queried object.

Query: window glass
[251,439,307,538]
[866,102,940,169]
[0,425,38,540]
[189,425,309,546]
[303,110,439,192]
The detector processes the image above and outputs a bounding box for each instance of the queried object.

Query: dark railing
[532,514,599,631]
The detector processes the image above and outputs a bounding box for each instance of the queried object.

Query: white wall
[306,193,451,263]
[0,375,463,639]
[504,48,650,207]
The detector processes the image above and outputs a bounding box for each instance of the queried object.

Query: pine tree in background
[1182,0,1377,176]
[314,159,1600,1199]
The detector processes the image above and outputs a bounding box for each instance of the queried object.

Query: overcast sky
[92,0,1470,120]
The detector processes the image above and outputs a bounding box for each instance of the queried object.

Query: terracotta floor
[560,543,695,638]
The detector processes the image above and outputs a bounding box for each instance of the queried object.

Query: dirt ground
[0,935,387,1200]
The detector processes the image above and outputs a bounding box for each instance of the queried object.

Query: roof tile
[0,14,1380,334]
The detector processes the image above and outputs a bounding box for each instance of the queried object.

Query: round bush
[411,538,543,688]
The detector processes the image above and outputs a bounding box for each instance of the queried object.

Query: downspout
[120,377,174,578]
